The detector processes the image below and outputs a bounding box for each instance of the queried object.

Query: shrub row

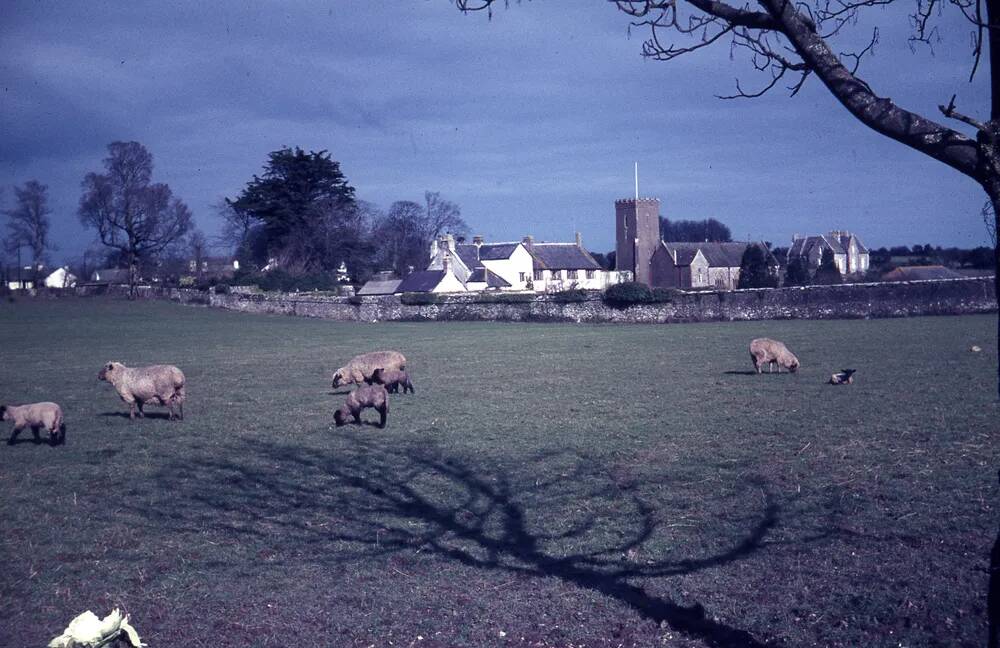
[602,282,681,307]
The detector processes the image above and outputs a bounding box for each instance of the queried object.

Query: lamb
[749,338,800,374]
[334,384,389,428]
[829,369,856,385]
[371,367,414,394]
[331,350,406,389]
[98,362,186,420]
[2,402,65,445]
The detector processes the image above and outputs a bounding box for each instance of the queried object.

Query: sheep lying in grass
[2,402,65,445]
[829,369,856,385]
[749,338,800,374]
[331,350,406,389]
[98,362,186,420]
[371,367,414,394]
[334,385,388,428]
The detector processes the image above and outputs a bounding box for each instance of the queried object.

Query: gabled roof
[882,265,965,281]
[477,243,520,261]
[663,242,773,268]
[454,245,483,271]
[395,270,446,293]
[358,279,402,295]
[529,243,602,270]
[468,268,511,288]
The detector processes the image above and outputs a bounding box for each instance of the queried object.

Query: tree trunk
[128,249,138,300]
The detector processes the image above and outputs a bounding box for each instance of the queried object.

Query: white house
[44,267,77,288]
[428,235,534,291]
[524,234,621,292]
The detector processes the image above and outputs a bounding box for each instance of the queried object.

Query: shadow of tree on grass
[129,434,846,647]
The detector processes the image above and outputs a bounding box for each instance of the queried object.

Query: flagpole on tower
[634,162,639,200]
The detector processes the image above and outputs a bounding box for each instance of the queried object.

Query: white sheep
[2,401,65,445]
[749,338,800,374]
[98,362,186,420]
[331,350,406,389]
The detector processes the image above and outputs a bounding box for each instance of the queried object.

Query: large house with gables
[788,230,870,276]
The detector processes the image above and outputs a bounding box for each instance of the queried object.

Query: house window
[534,269,543,281]
[519,272,526,282]
[585,269,595,280]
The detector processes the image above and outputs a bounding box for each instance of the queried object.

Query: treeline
[1,141,469,294]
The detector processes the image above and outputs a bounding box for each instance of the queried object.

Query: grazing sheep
[829,369,857,385]
[749,338,800,374]
[334,385,388,428]
[98,362,186,420]
[371,367,414,394]
[331,350,406,389]
[2,402,65,445]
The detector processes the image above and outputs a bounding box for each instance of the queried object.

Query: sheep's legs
[7,425,23,445]
[31,426,41,443]
[378,404,387,428]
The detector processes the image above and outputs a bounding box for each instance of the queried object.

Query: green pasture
[0,298,997,647]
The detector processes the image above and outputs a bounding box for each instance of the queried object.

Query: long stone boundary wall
[72,277,997,324]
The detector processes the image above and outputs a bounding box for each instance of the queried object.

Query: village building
[44,267,77,288]
[650,241,778,290]
[882,265,966,281]
[90,268,131,285]
[428,235,533,290]
[788,231,870,275]
[524,234,619,291]
[357,271,402,296]
[614,197,777,290]
[394,266,467,294]
[188,257,239,280]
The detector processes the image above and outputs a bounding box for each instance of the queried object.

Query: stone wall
[77,277,997,324]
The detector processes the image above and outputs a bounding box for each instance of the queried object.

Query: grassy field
[0,298,997,647]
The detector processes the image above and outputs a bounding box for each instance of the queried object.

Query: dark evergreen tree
[814,248,844,285]
[228,147,357,269]
[737,244,778,289]
[784,255,811,286]
[660,217,732,242]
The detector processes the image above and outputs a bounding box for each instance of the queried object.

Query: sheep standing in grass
[98,362,186,420]
[371,367,414,394]
[2,402,65,445]
[749,338,800,374]
[331,350,406,389]
[334,384,388,428]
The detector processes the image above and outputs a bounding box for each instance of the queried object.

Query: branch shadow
[125,435,847,647]
[99,411,172,420]
[723,370,759,376]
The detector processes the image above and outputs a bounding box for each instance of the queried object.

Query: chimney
[442,254,451,273]
[473,235,484,246]
[445,233,455,252]
[522,235,534,251]
[575,231,582,247]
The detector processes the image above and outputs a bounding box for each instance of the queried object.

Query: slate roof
[468,268,511,288]
[477,243,520,261]
[529,244,602,270]
[663,242,774,268]
[454,245,483,270]
[882,265,965,281]
[395,270,445,293]
[358,279,402,295]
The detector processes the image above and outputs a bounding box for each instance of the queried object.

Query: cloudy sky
[1,0,992,263]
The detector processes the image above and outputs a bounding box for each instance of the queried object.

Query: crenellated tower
[615,198,660,285]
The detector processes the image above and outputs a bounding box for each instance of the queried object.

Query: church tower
[615,198,660,285]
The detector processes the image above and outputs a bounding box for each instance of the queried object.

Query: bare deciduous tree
[4,180,53,285]
[459,0,1000,397]
[425,191,469,241]
[78,141,193,297]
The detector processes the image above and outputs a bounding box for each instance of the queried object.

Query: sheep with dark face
[332,351,406,389]
[2,402,65,445]
[829,369,856,385]
[371,367,414,394]
[749,338,800,374]
[334,385,388,428]
[98,362,186,420]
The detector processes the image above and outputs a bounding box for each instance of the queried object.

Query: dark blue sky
[1,0,992,263]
